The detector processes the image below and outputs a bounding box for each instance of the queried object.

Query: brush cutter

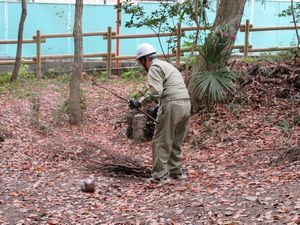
[82,72,158,124]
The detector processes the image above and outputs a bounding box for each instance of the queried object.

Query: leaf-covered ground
[0,61,300,225]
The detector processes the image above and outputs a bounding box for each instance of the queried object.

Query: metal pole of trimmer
[82,72,159,124]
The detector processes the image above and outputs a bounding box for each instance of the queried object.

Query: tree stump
[132,113,147,141]
[121,106,158,141]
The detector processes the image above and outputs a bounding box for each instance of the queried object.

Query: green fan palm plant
[199,24,236,68]
[190,68,236,111]
[190,24,237,111]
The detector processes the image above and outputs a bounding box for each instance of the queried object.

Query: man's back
[150,58,190,104]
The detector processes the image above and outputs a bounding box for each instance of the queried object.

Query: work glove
[128,99,141,109]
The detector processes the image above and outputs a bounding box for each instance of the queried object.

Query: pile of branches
[232,59,300,106]
[80,141,151,178]
[270,144,300,165]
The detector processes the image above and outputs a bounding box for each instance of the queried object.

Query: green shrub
[129,92,140,99]
[0,69,35,96]
[92,70,108,82]
[46,67,61,78]
[121,68,144,82]
[129,85,149,99]
[55,74,70,84]
[0,73,11,85]
[19,62,35,81]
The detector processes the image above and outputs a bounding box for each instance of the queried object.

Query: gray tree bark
[192,0,246,74]
[189,0,246,113]
[10,0,27,82]
[69,0,83,125]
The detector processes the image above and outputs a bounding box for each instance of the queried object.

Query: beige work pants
[151,99,191,179]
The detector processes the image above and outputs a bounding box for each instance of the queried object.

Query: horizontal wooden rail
[32,52,115,60]
[181,26,212,31]
[249,25,300,32]
[104,32,181,40]
[0,39,45,44]
[183,25,253,32]
[106,53,182,61]
[172,45,253,53]
[33,31,116,39]
[82,31,116,37]
[105,24,253,40]
[240,46,298,53]
[239,24,253,32]
[0,60,35,65]
[2,52,184,64]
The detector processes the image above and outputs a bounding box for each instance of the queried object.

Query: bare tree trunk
[69,0,83,125]
[290,0,300,47]
[192,0,246,73]
[10,0,27,82]
[189,0,246,113]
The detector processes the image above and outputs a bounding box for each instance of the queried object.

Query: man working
[128,43,191,184]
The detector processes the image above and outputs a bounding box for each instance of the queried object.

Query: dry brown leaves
[0,65,299,224]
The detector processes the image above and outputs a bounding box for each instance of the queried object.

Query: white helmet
[136,43,156,60]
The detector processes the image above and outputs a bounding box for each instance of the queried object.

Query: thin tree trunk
[290,0,300,47]
[10,0,27,82]
[188,0,246,113]
[69,0,83,125]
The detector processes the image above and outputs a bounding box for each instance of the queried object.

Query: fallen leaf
[245,196,258,201]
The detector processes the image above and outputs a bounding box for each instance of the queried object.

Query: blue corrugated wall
[0,0,297,58]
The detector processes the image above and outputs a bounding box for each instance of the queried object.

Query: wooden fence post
[36,30,41,78]
[176,23,181,69]
[107,26,112,78]
[244,19,250,58]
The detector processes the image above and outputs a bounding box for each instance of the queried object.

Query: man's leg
[151,103,174,180]
[168,100,191,176]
